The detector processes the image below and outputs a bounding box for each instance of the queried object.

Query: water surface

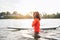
[0,19,60,40]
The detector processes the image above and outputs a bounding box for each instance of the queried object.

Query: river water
[0,19,60,40]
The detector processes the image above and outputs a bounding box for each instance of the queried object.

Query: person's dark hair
[33,11,41,20]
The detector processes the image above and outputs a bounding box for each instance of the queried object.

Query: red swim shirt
[32,18,40,33]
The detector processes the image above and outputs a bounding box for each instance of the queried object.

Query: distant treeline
[0,11,60,19]
[42,12,60,18]
[0,11,32,19]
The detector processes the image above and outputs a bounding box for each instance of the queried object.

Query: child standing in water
[32,11,41,39]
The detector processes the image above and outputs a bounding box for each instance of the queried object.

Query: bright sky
[0,0,60,14]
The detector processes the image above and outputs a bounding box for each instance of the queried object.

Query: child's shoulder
[34,18,39,21]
